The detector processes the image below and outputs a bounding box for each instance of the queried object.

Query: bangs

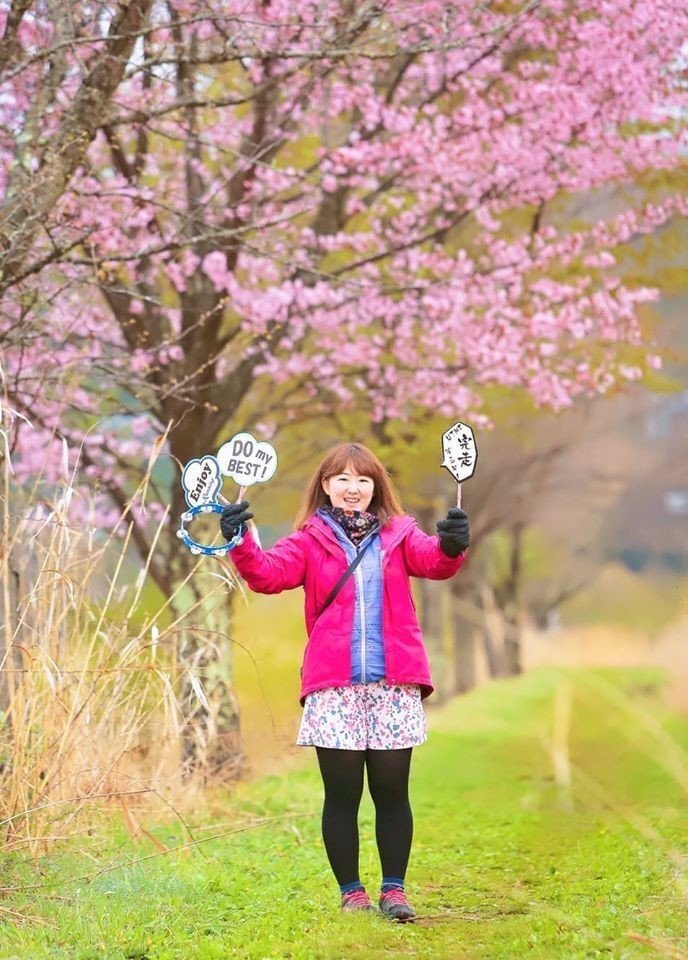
[321,443,385,482]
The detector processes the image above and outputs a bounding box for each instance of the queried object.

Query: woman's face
[322,461,375,512]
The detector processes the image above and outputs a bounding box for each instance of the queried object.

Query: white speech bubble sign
[216,431,278,487]
[441,422,478,484]
[181,455,223,507]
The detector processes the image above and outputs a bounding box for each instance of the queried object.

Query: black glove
[436,507,470,557]
[220,501,254,541]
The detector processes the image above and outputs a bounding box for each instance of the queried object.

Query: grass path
[1,667,687,960]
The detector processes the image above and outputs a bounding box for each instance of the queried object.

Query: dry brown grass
[0,410,241,851]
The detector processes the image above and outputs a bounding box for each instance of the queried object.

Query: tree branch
[0,0,155,294]
[0,0,33,78]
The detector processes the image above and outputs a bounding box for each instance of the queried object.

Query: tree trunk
[417,576,449,702]
[0,558,19,721]
[178,628,245,784]
[153,414,246,784]
[449,578,478,694]
[166,533,245,784]
[501,524,525,676]
[415,505,450,702]
[0,545,36,728]
[502,616,523,676]
[478,580,505,678]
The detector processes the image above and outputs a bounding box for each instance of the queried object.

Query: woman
[220,442,469,921]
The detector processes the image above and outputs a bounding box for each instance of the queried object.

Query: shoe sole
[380,910,416,923]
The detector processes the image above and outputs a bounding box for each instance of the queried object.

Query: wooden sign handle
[236,484,260,545]
[456,484,462,509]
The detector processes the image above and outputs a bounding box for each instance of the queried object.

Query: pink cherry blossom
[0,0,685,558]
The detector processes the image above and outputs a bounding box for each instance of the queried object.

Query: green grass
[2,667,687,959]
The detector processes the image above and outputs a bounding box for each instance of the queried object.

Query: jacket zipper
[355,555,366,683]
[353,528,378,685]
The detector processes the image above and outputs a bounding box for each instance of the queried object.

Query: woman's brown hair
[294,442,404,529]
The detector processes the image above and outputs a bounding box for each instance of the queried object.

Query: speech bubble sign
[441,422,478,484]
[216,431,278,487]
[181,455,223,507]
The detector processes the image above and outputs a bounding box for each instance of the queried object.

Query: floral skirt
[297,680,427,751]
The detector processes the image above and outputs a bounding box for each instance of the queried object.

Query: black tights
[315,747,413,887]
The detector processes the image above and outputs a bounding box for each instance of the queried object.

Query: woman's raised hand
[220,500,254,541]
[436,507,470,556]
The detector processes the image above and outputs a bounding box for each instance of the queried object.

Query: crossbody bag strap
[317,528,378,619]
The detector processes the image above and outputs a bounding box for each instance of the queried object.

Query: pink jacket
[230,514,466,703]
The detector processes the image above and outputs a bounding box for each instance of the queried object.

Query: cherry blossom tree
[1,0,687,772]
